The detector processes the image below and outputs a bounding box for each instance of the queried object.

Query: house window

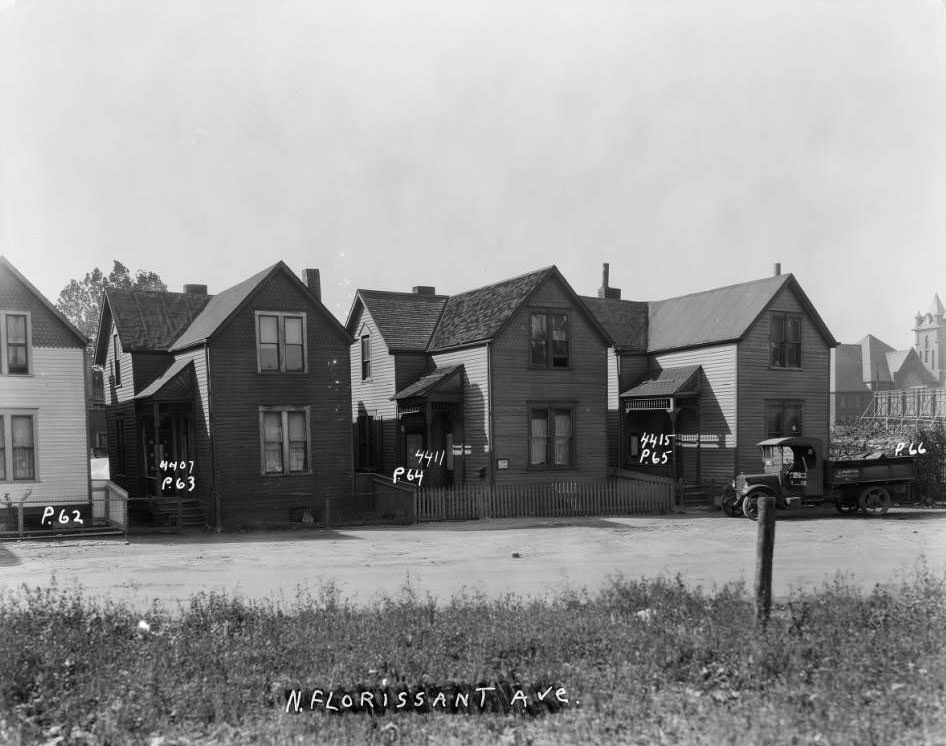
[260,407,310,475]
[530,312,568,368]
[0,413,37,481]
[0,312,31,375]
[113,334,122,386]
[361,335,371,380]
[925,337,929,363]
[529,405,573,467]
[766,400,803,438]
[256,312,307,373]
[114,419,127,476]
[356,413,379,470]
[770,312,801,368]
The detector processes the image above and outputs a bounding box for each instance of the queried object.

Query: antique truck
[721,436,916,520]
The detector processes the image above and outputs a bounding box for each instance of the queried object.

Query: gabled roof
[647,273,836,353]
[859,334,894,385]
[394,365,464,400]
[0,255,88,347]
[620,365,701,398]
[103,289,212,354]
[347,290,448,352]
[135,358,195,400]
[427,267,554,351]
[580,296,647,352]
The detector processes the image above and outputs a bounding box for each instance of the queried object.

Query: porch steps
[680,482,714,508]
[143,497,207,529]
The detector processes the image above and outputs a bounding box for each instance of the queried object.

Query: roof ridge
[444,265,555,301]
[650,273,789,305]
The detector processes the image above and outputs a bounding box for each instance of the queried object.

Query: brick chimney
[774,263,781,277]
[597,263,621,300]
[183,284,208,295]
[302,268,321,302]
[413,286,436,295]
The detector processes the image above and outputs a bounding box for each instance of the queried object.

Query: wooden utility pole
[755,495,776,625]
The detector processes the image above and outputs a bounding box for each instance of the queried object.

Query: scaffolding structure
[858,388,946,431]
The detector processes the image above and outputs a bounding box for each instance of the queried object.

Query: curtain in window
[258,316,280,371]
[553,410,571,465]
[551,314,568,367]
[530,409,548,465]
[263,412,283,473]
[287,411,308,472]
[11,415,34,480]
[530,314,547,366]
[284,317,304,371]
[6,315,27,373]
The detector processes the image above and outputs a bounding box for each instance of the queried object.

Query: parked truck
[721,436,916,520]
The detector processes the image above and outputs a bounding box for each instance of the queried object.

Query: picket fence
[414,475,674,522]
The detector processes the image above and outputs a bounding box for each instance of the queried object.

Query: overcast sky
[2,0,945,348]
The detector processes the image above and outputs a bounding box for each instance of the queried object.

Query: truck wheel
[721,486,740,517]
[835,500,859,515]
[859,486,890,517]
[742,492,761,521]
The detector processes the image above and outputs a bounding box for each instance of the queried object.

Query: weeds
[1,570,944,744]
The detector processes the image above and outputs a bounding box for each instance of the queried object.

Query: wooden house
[93,262,352,528]
[583,265,837,487]
[0,256,90,515]
[346,266,612,486]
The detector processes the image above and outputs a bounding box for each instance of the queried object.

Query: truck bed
[827,456,915,487]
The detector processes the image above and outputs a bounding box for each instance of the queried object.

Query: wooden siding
[170,346,212,512]
[489,276,609,484]
[651,344,738,485]
[431,345,491,483]
[208,272,352,526]
[103,321,136,405]
[737,283,831,474]
[606,351,649,470]
[0,347,89,505]
[0,268,84,349]
[349,306,399,474]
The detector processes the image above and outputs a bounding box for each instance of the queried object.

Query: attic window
[530,312,568,368]
[256,312,307,373]
[770,312,801,368]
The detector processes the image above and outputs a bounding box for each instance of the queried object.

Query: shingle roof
[351,290,448,352]
[620,365,701,398]
[394,365,463,400]
[427,267,554,351]
[135,358,194,400]
[0,255,88,347]
[170,263,278,351]
[107,289,212,352]
[580,296,647,352]
[646,273,836,353]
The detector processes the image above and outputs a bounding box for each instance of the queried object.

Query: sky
[2,0,945,348]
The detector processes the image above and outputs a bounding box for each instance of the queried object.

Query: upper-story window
[925,336,929,363]
[113,333,122,386]
[361,334,371,380]
[0,311,30,376]
[770,312,801,368]
[530,312,568,368]
[256,312,307,373]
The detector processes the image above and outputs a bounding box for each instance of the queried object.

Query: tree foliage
[55,260,167,348]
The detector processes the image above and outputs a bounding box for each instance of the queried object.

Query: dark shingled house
[93,261,352,528]
[347,266,612,486]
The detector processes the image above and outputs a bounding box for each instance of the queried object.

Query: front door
[142,405,192,496]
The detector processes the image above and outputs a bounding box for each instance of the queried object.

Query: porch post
[669,398,680,511]
[152,402,160,498]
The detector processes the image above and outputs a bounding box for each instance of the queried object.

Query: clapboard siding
[431,345,491,482]
[208,272,352,526]
[103,320,136,404]
[652,343,738,485]
[0,347,89,504]
[737,284,831,474]
[168,346,213,511]
[489,276,609,483]
[0,268,85,349]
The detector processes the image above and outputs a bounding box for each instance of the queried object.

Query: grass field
[2,568,945,746]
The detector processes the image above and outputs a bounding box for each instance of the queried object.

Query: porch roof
[394,365,464,401]
[135,358,195,401]
[620,365,701,399]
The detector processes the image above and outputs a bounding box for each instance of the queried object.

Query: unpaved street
[1,509,944,610]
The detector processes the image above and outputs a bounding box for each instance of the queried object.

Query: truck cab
[734,437,825,511]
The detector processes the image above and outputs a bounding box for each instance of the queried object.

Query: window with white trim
[529,405,574,467]
[259,406,311,475]
[361,334,371,380]
[0,311,31,376]
[256,312,307,373]
[0,412,37,481]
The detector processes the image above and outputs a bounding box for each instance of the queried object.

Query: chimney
[413,286,436,295]
[774,263,781,277]
[597,262,621,300]
[183,284,208,295]
[302,268,321,302]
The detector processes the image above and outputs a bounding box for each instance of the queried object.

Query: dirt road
[1,509,944,610]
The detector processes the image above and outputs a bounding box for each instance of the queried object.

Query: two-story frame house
[0,256,90,516]
[583,265,836,487]
[347,266,613,486]
[94,261,352,528]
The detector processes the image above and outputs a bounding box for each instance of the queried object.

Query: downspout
[205,344,220,532]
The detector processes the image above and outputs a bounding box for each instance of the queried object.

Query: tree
[55,260,167,348]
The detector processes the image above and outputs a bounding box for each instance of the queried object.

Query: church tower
[914,293,946,386]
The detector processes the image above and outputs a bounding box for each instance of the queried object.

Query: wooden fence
[415,474,674,523]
